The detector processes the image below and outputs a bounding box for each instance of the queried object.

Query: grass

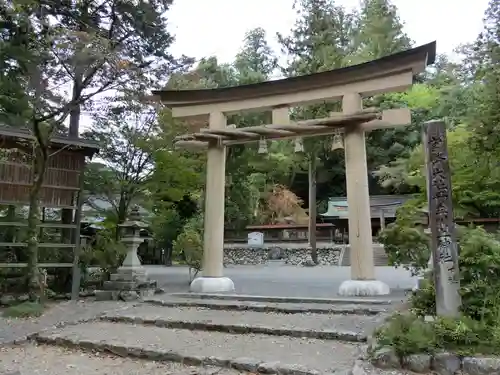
[2,301,46,318]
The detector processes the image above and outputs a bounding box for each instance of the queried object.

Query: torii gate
[152,41,436,296]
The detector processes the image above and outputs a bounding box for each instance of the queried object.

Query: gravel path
[103,305,383,335]
[0,300,131,344]
[0,344,246,375]
[37,321,361,373]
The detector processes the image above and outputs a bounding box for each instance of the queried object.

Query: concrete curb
[169,293,395,305]
[143,298,387,315]
[34,333,326,375]
[99,314,367,342]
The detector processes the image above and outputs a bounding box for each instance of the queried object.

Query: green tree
[83,99,157,232]
[465,0,500,153]
[0,0,189,300]
[352,0,412,63]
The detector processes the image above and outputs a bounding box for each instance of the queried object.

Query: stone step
[0,343,247,375]
[35,321,362,374]
[169,292,394,305]
[144,296,390,315]
[100,305,383,342]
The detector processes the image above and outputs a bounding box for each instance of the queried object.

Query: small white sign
[247,232,264,246]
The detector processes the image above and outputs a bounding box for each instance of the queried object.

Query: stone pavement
[0,292,418,375]
[146,264,417,298]
[0,300,131,345]
[0,265,419,374]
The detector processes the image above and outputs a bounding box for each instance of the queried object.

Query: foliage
[172,215,204,273]
[83,99,158,226]
[459,227,500,321]
[377,201,429,275]
[80,229,127,281]
[379,227,500,356]
[260,184,307,224]
[374,313,500,357]
[2,301,46,318]
[374,313,437,357]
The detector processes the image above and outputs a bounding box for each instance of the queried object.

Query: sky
[167,0,489,64]
[81,0,489,131]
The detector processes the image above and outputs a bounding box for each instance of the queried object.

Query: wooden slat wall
[0,147,84,207]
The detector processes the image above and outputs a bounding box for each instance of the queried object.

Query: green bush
[375,313,436,357]
[379,224,500,357]
[375,313,500,357]
[409,276,436,317]
[408,226,500,323]
[173,214,204,276]
[458,226,500,321]
[378,203,430,275]
[80,229,127,283]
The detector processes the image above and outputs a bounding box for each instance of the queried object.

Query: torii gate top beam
[153,42,436,118]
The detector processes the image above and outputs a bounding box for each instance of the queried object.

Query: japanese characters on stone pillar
[424,120,461,317]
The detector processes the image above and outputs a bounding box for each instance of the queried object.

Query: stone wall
[223,244,343,266]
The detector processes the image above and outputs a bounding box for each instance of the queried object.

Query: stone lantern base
[95,266,157,301]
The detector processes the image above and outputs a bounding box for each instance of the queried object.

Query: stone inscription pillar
[190,111,235,293]
[424,119,461,316]
[338,93,390,296]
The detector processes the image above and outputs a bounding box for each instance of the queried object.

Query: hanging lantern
[294,138,304,153]
[331,130,344,151]
[258,138,268,154]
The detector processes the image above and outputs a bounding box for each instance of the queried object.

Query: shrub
[408,226,500,323]
[375,313,436,357]
[378,203,430,275]
[379,225,500,357]
[173,214,203,280]
[80,229,127,283]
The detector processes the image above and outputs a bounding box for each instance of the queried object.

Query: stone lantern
[95,205,157,301]
[118,205,149,273]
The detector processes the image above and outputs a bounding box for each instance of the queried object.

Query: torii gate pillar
[338,93,390,296]
[190,112,235,293]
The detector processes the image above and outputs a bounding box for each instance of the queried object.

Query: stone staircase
[29,293,405,375]
[340,244,388,267]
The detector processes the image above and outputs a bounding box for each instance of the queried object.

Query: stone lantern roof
[118,205,149,230]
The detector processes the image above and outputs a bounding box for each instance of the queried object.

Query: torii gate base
[154,42,436,296]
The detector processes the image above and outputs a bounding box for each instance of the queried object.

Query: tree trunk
[26,146,47,302]
[61,72,83,242]
[308,154,318,264]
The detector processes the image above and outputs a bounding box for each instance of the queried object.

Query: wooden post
[308,153,317,263]
[379,209,385,231]
[71,165,86,300]
[424,120,461,317]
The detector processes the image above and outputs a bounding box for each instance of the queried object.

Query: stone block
[114,268,148,281]
[462,356,500,375]
[94,290,119,301]
[231,357,261,372]
[403,353,432,373]
[138,288,156,298]
[370,347,400,369]
[432,352,461,375]
[119,290,139,301]
[103,281,137,291]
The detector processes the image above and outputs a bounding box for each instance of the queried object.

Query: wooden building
[0,126,99,298]
[319,195,412,236]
